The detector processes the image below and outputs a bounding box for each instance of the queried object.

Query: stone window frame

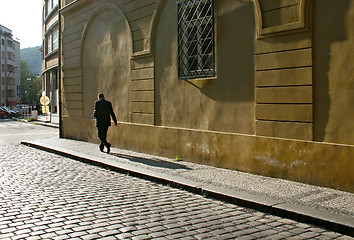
[177,0,216,80]
[252,0,310,38]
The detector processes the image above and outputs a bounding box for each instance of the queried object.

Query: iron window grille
[177,0,216,80]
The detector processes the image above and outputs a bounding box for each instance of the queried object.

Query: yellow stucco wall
[82,6,132,122]
[60,0,354,192]
[313,0,354,144]
[253,0,314,141]
[62,118,354,192]
[155,0,255,134]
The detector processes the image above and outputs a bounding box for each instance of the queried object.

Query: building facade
[59,0,354,192]
[0,25,21,107]
[42,0,60,115]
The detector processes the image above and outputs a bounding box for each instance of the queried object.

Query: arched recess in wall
[150,0,180,127]
[252,0,310,38]
[81,4,133,122]
[148,0,167,56]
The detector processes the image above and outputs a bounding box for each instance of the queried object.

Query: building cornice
[44,20,59,36]
[44,49,59,60]
[44,4,59,23]
[41,64,59,75]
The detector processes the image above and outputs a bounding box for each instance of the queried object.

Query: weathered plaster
[62,118,354,193]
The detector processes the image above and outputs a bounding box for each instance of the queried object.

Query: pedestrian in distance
[93,93,117,154]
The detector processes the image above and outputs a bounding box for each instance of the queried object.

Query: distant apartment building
[0,24,20,107]
[42,0,59,114]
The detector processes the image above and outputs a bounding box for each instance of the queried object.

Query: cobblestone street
[0,145,352,240]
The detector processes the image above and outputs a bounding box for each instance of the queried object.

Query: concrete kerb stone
[272,203,354,236]
[14,118,59,129]
[20,141,354,237]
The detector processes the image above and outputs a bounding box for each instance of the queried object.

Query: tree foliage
[20,46,42,74]
[21,61,42,105]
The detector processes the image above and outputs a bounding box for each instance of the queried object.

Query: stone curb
[14,118,59,128]
[21,141,354,237]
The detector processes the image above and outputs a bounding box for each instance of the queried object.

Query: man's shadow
[110,152,192,170]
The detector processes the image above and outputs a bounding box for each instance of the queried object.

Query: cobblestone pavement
[0,145,352,240]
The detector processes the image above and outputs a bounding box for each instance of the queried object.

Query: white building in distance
[0,24,21,107]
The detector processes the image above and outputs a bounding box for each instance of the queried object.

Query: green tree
[20,46,42,74]
[21,61,42,105]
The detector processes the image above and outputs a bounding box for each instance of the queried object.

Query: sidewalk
[21,135,354,237]
[36,113,59,128]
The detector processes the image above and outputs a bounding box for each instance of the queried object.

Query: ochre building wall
[312,0,354,145]
[60,0,354,192]
[155,0,255,134]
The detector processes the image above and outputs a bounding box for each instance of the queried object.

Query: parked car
[1,106,19,117]
[0,107,12,119]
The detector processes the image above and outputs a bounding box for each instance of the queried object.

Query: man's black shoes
[106,143,111,154]
[100,143,111,154]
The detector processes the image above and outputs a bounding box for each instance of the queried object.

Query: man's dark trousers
[97,125,110,150]
[94,98,117,152]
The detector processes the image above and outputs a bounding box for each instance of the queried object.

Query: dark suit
[94,98,117,149]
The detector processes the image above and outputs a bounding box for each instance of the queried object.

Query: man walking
[94,93,117,154]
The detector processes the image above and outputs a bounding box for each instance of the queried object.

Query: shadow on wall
[313,0,350,141]
[153,0,178,127]
[154,0,255,132]
[200,1,254,103]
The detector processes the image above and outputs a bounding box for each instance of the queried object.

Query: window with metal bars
[177,0,216,80]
